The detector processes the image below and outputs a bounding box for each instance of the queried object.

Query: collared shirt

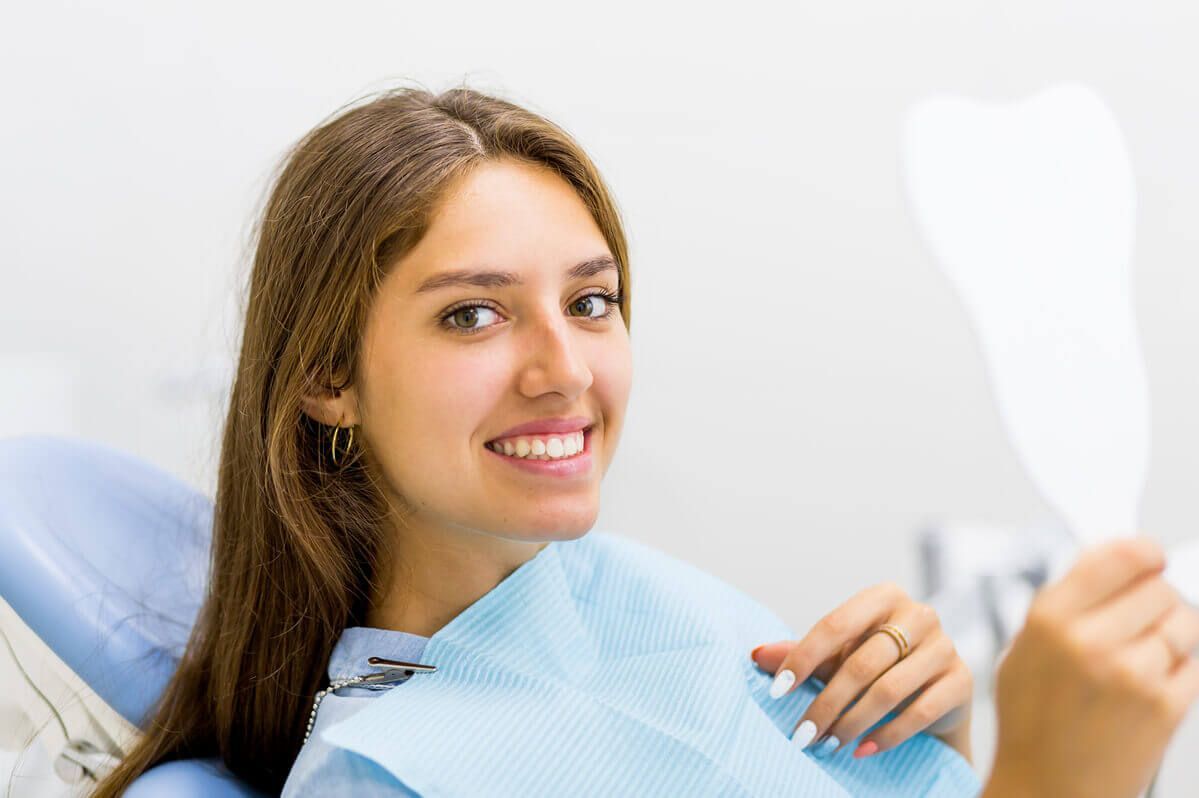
[281,626,429,798]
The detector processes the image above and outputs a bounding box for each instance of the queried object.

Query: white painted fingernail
[769,669,796,699]
[792,719,818,748]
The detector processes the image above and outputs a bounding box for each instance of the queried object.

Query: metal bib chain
[303,657,437,746]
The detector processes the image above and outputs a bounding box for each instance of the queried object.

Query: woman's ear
[300,384,360,427]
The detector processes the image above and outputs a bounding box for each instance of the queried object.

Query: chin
[510,512,598,543]
[551,526,594,542]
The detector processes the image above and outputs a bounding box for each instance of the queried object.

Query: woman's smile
[483,425,596,478]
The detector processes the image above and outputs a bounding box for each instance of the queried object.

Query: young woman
[92,86,1199,797]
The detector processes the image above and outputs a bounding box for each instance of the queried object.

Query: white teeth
[489,429,587,460]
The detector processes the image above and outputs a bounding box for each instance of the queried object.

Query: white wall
[2,0,1197,791]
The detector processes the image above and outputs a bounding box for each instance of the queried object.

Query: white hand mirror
[901,81,1196,603]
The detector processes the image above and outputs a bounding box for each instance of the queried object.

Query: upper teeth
[488,430,586,459]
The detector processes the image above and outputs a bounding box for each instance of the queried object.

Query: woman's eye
[439,290,622,336]
[568,290,622,320]
[443,305,502,334]
[568,294,608,318]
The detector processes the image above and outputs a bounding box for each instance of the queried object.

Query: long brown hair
[91,82,632,796]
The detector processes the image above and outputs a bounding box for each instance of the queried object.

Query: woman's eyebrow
[413,255,617,295]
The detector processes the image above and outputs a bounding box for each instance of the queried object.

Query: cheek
[591,336,633,446]
[379,345,510,456]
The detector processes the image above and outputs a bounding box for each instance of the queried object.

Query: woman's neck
[365,525,550,637]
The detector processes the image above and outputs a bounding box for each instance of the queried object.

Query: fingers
[753,639,849,686]
[1039,537,1166,618]
[1084,603,1199,722]
[1163,656,1199,724]
[767,582,907,700]
[786,603,941,748]
[1119,625,1184,681]
[862,666,973,754]
[820,632,961,753]
[1075,575,1180,647]
[1157,602,1199,662]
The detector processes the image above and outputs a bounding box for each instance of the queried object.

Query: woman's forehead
[393,162,611,292]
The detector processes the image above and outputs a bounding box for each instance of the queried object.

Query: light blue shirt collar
[327,625,430,682]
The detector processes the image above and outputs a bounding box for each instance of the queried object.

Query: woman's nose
[517,311,593,399]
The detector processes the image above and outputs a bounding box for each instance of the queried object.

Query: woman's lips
[488,415,594,441]
[486,423,593,448]
[484,426,595,478]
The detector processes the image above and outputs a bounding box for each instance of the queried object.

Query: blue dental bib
[321,532,981,797]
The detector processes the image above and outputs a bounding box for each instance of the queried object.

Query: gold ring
[875,623,911,661]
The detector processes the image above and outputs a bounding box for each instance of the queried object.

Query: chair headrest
[0,435,213,726]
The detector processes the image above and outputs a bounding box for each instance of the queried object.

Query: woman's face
[340,158,632,550]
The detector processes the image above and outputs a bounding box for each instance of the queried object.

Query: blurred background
[2,0,1198,793]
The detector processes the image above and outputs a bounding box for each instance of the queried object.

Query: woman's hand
[983,536,1199,798]
[750,581,973,761]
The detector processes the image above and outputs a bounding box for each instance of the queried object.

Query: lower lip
[484,427,595,478]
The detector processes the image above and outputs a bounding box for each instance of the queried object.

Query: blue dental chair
[0,435,269,796]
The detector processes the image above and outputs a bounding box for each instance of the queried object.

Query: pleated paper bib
[322,532,981,797]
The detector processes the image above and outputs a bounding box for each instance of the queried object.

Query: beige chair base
[0,597,142,796]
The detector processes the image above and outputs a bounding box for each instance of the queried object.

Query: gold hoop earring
[330,424,355,465]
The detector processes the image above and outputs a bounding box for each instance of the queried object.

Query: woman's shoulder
[576,530,745,588]
[571,531,745,602]
[283,680,422,797]
[283,741,419,798]
[569,531,796,644]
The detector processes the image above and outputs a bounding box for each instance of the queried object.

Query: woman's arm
[284,746,419,797]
